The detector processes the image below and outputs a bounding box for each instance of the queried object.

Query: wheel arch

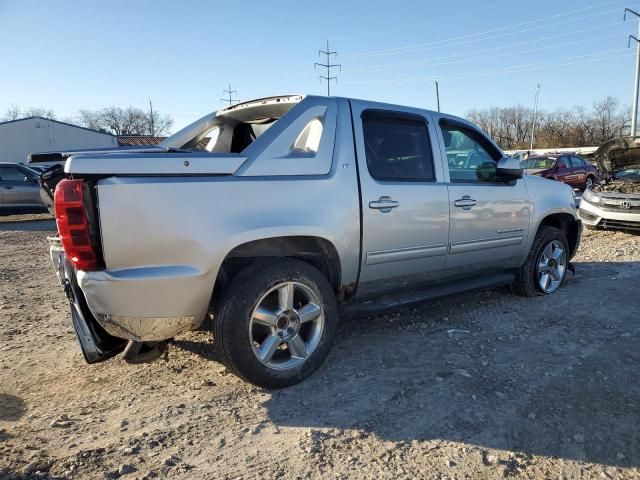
[215,235,347,300]
[536,212,581,259]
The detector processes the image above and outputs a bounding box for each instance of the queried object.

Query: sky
[0,0,639,133]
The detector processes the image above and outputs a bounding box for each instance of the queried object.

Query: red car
[521,154,599,190]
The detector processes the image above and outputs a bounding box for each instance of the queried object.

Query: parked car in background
[0,162,47,214]
[579,137,640,231]
[521,154,598,190]
[41,95,581,388]
[25,165,46,173]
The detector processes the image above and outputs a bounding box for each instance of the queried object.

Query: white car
[579,137,640,231]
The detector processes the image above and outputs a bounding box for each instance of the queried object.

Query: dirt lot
[1,213,639,480]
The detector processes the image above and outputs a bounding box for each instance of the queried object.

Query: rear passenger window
[362,111,435,181]
[571,156,584,167]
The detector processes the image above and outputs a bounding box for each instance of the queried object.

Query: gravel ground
[1,213,639,480]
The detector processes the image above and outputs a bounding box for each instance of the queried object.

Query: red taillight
[54,179,101,271]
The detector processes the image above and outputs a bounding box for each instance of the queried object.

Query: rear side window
[362,111,435,181]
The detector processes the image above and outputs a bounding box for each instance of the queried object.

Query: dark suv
[521,154,598,190]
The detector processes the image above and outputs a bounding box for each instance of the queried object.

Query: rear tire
[214,258,338,388]
[512,226,569,297]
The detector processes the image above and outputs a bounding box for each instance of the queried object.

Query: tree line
[466,96,631,150]
[2,104,173,137]
[3,96,632,147]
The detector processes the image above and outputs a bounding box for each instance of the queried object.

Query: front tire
[512,226,569,297]
[585,175,595,190]
[214,258,338,388]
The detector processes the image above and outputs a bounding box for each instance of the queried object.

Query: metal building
[0,116,117,164]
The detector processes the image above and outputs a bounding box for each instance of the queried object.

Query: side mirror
[496,157,523,179]
[557,162,567,169]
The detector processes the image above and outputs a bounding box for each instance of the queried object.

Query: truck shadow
[0,217,55,232]
[0,393,26,422]
[260,261,640,469]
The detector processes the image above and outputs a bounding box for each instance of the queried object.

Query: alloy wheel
[249,282,324,370]
[536,240,567,293]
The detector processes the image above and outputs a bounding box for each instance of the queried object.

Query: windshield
[520,157,556,169]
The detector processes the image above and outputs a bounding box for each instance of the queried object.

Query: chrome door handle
[454,195,477,210]
[369,196,399,213]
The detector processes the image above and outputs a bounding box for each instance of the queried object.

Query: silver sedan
[0,162,46,213]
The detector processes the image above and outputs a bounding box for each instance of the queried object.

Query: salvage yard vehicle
[38,95,581,388]
[521,153,599,190]
[579,137,640,231]
[0,162,47,214]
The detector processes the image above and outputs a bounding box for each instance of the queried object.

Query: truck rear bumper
[93,313,200,342]
[76,265,211,341]
[49,238,126,362]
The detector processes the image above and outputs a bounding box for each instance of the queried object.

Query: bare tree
[466,97,631,149]
[73,106,173,136]
[23,107,56,119]
[75,109,104,131]
[3,104,21,121]
[147,111,173,137]
[2,105,56,121]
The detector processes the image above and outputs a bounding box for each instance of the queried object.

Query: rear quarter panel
[93,98,360,322]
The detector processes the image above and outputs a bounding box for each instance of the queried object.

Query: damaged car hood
[594,136,640,174]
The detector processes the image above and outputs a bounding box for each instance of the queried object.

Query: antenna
[315,39,341,96]
[220,82,238,105]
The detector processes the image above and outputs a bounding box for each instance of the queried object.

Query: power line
[315,40,341,96]
[343,49,633,86]
[342,3,624,59]
[347,29,623,72]
[329,0,519,41]
[220,82,238,105]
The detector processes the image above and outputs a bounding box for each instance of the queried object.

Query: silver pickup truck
[41,95,581,388]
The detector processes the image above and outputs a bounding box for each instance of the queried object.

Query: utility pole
[220,82,238,105]
[530,83,541,151]
[434,81,441,112]
[148,99,155,136]
[315,39,341,96]
[625,8,640,137]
